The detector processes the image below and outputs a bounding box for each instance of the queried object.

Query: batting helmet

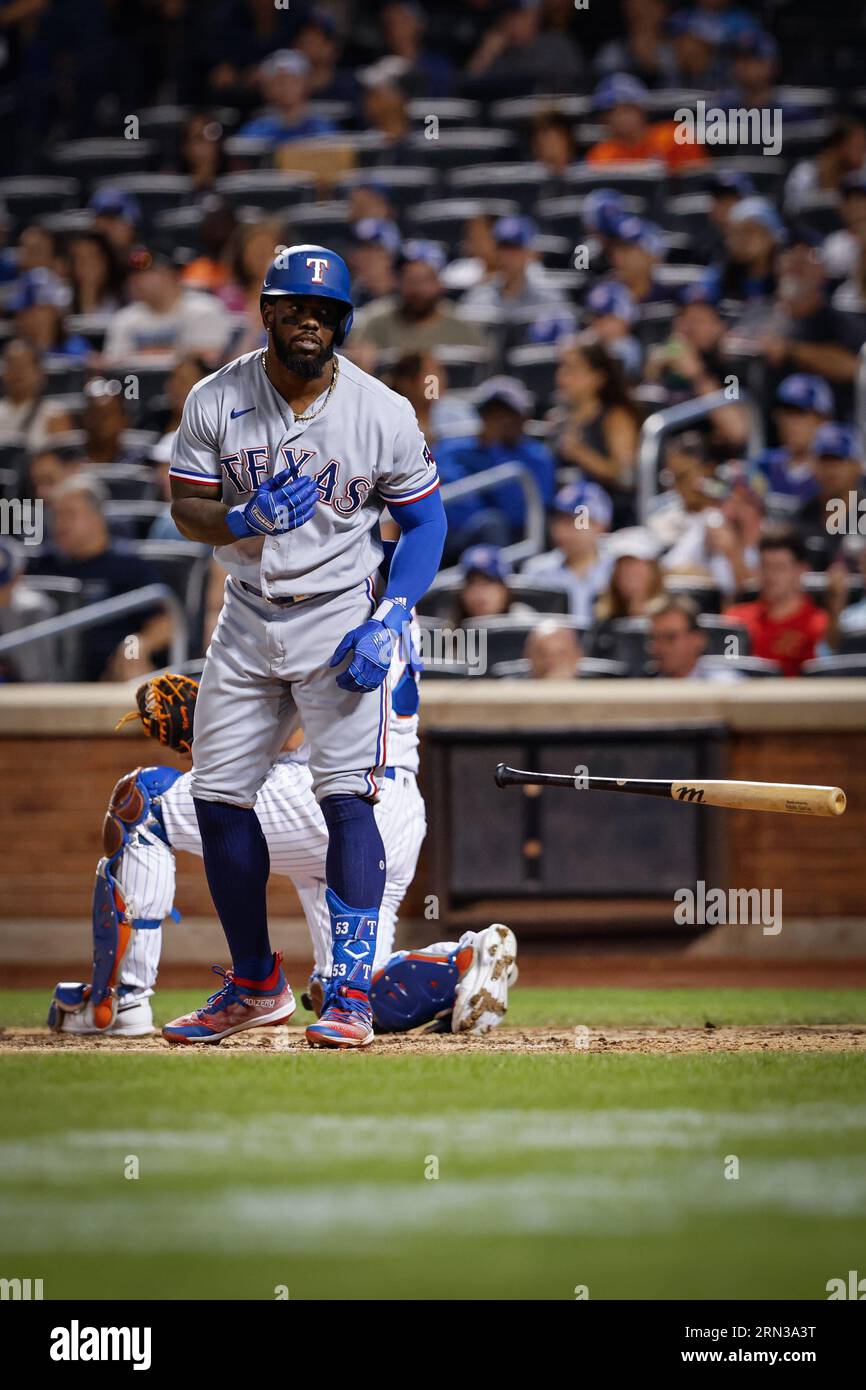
[260,244,354,344]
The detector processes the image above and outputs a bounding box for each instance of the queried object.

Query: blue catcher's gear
[369,946,465,1032]
[261,244,354,344]
[369,926,519,1035]
[48,766,182,1034]
[226,469,318,539]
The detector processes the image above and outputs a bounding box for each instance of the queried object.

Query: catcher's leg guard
[369,943,468,1033]
[370,928,519,1034]
[48,859,142,1033]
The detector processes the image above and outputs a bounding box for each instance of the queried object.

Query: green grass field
[2,987,865,1300]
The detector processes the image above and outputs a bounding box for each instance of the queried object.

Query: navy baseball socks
[192,798,276,982]
[307,795,385,1048]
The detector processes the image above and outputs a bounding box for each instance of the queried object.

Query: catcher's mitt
[116,672,199,753]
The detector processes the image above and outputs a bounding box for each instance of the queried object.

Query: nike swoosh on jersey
[230,406,256,419]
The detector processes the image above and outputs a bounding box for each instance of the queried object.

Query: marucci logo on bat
[676,786,705,803]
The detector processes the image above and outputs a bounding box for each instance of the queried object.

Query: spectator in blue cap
[238,50,336,146]
[461,216,568,338]
[348,219,401,307]
[704,196,782,312]
[583,282,643,380]
[453,545,523,626]
[607,213,669,306]
[353,240,490,358]
[798,424,866,567]
[666,10,720,86]
[436,374,555,554]
[9,270,89,361]
[89,187,141,261]
[753,374,834,501]
[524,479,615,622]
[587,71,708,173]
[800,422,866,553]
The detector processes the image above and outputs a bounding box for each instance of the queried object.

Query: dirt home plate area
[3,1023,866,1055]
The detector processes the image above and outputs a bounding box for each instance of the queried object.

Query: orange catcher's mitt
[116,672,199,754]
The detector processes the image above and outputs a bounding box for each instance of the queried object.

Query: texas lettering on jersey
[220,446,371,516]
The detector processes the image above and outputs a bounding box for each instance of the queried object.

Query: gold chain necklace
[261,350,339,423]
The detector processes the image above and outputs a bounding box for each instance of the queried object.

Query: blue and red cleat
[305,982,374,1049]
[162,952,295,1045]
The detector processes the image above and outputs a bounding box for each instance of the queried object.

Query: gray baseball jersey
[169,349,439,598]
[170,349,437,804]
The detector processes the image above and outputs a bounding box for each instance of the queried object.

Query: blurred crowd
[1,0,866,682]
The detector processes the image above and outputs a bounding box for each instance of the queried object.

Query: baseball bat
[494,764,846,818]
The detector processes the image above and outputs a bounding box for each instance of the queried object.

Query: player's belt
[238,580,310,607]
[384,767,396,780]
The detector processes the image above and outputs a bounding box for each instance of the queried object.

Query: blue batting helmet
[260,244,354,344]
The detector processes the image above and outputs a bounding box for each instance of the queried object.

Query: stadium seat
[446,162,553,213]
[697,615,751,658]
[698,655,783,679]
[398,129,516,170]
[563,162,667,218]
[710,156,785,199]
[104,500,169,540]
[214,171,317,211]
[42,359,88,396]
[286,202,354,252]
[802,655,866,677]
[838,628,866,655]
[592,617,650,676]
[87,465,160,502]
[506,579,570,614]
[785,189,842,237]
[125,540,211,656]
[64,314,112,351]
[504,343,560,415]
[50,139,159,185]
[407,99,481,127]
[0,177,80,225]
[664,575,723,614]
[95,175,196,229]
[335,167,440,214]
[462,614,588,668]
[406,198,519,253]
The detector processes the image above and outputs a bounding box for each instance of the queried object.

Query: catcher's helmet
[261,244,354,344]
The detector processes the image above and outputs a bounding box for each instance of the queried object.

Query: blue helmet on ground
[260,244,354,344]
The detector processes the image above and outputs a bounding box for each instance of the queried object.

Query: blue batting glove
[329,600,411,693]
[226,470,317,539]
[330,621,393,693]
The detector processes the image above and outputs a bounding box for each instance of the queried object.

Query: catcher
[47,652,517,1043]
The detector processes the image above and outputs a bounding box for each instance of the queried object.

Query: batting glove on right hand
[226,470,318,539]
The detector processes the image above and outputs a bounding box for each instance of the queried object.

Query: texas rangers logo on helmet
[306,256,329,283]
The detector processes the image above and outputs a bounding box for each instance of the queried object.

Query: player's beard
[272,334,335,380]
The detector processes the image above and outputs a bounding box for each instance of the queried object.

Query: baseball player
[166,244,448,1048]
[46,668,518,1040]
